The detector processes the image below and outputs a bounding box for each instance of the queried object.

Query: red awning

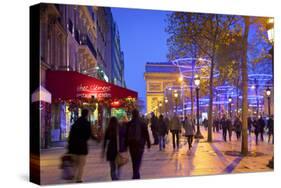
[46,71,137,101]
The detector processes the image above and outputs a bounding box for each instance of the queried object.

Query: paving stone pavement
[40,128,273,185]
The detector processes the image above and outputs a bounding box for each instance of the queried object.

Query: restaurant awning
[46,70,137,102]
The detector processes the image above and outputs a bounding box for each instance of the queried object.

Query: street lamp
[178,75,183,82]
[267,18,274,44]
[194,75,203,139]
[266,87,271,116]
[228,96,232,118]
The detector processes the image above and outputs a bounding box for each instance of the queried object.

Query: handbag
[115,125,129,167]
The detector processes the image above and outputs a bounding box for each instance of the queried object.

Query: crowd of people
[65,109,274,182]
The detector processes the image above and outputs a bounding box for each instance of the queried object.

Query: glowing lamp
[194,75,200,87]
[266,87,271,96]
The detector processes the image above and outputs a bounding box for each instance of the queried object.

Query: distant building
[111,22,125,87]
[144,62,182,116]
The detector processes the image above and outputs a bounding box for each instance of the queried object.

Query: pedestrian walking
[203,118,208,130]
[258,116,265,142]
[234,116,242,140]
[213,117,220,133]
[102,117,126,181]
[125,109,151,179]
[67,109,93,183]
[226,117,233,141]
[253,117,260,145]
[183,116,195,150]
[150,112,159,145]
[157,114,168,151]
[247,116,253,135]
[267,116,274,144]
[170,113,181,150]
[221,115,228,142]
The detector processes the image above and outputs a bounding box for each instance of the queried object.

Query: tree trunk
[241,16,250,155]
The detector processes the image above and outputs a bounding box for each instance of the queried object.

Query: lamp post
[266,87,271,117]
[174,91,179,115]
[179,75,185,118]
[165,98,168,116]
[228,96,233,118]
[194,75,203,139]
[254,78,259,116]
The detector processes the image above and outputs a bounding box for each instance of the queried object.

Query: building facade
[38,4,127,148]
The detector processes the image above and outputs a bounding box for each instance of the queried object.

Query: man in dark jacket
[150,112,159,145]
[125,109,151,179]
[68,109,92,183]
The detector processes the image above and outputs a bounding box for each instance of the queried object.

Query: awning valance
[46,71,137,102]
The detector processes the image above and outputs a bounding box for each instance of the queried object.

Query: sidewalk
[40,128,273,185]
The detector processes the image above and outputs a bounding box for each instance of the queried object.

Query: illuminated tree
[166,13,240,142]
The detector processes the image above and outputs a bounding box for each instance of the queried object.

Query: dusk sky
[111,8,171,108]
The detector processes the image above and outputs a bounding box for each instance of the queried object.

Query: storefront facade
[45,70,137,148]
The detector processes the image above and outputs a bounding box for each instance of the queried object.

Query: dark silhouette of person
[234,116,242,140]
[253,117,260,145]
[157,114,168,151]
[102,117,125,180]
[170,113,181,150]
[125,109,151,179]
[221,115,228,142]
[150,112,159,145]
[258,116,265,142]
[68,109,92,183]
[247,116,253,135]
[226,117,233,141]
[267,116,274,144]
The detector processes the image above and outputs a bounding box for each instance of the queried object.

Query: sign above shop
[46,71,138,101]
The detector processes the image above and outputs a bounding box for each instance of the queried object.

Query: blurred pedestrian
[253,117,260,145]
[203,118,208,130]
[258,116,265,142]
[226,116,233,141]
[247,116,253,135]
[213,116,220,132]
[221,115,228,142]
[67,109,92,183]
[267,116,274,144]
[183,116,195,150]
[234,116,242,140]
[102,117,125,181]
[170,113,181,150]
[157,114,168,151]
[125,109,151,179]
[150,112,159,145]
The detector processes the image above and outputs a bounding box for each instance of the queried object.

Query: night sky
[111,8,171,110]
[111,8,272,113]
